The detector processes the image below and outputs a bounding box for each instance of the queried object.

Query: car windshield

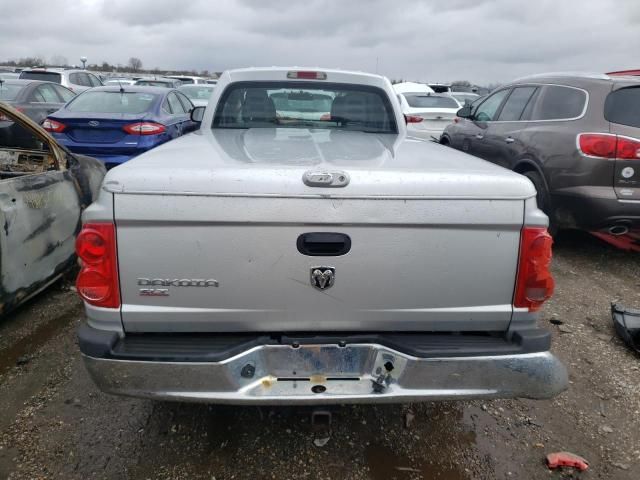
[179,86,214,100]
[136,80,171,87]
[213,82,397,133]
[66,91,158,114]
[404,94,459,109]
[0,83,24,101]
[19,71,62,83]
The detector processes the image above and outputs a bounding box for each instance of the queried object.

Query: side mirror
[456,105,473,119]
[190,106,205,123]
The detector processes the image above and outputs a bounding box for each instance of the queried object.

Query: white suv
[19,68,103,93]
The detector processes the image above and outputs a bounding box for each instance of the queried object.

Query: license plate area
[231,344,408,397]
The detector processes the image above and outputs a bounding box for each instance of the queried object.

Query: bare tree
[128,57,143,72]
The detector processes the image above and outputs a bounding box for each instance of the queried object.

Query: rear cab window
[19,71,62,84]
[213,81,397,133]
[605,86,640,128]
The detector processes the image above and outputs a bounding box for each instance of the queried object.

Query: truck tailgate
[115,194,522,333]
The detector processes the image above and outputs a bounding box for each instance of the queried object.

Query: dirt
[0,231,638,480]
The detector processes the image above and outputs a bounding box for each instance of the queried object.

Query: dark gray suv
[441,73,640,236]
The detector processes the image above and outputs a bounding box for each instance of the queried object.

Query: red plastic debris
[590,231,640,253]
[546,451,589,471]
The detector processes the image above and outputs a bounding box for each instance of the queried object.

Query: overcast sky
[1,0,639,84]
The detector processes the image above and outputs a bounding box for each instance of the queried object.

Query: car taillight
[123,122,166,135]
[76,223,120,308]
[42,118,66,133]
[514,227,554,312]
[286,71,327,80]
[577,133,640,160]
[405,115,423,123]
[616,136,640,159]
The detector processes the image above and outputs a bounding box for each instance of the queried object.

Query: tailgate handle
[297,233,351,256]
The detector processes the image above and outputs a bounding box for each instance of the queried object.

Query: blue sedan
[43,86,197,168]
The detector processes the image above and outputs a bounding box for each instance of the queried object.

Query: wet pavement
[0,231,639,479]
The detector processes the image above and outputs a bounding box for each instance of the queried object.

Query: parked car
[19,68,103,93]
[0,72,20,80]
[441,72,640,238]
[0,79,75,123]
[451,92,480,105]
[166,75,208,85]
[0,103,105,315]
[178,84,215,107]
[42,86,196,168]
[396,90,461,140]
[75,67,566,405]
[134,78,182,88]
[205,79,218,85]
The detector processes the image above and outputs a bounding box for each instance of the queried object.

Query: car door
[166,92,189,137]
[460,88,510,159]
[482,86,538,169]
[24,83,64,124]
[175,91,198,133]
[0,105,83,314]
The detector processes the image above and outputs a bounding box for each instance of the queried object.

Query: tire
[522,170,557,235]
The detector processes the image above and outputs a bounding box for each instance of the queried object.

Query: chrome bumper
[82,343,568,404]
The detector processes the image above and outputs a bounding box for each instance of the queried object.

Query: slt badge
[310,267,335,290]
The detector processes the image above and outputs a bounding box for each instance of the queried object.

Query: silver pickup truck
[75,68,567,404]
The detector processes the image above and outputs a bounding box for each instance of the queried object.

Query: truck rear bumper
[80,326,568,405]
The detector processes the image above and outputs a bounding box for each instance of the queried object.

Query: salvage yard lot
[0,231,638,480]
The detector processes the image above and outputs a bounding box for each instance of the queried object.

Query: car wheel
[522,170,557,235]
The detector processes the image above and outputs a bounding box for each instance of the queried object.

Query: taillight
[405,115,423,124]
[514,227,554,312]
[123,122,166,135]
[76,223,120,308]
[577,133,640,160]
[42,118,66,133]
[616,136,640,160]
[286,71,327,80]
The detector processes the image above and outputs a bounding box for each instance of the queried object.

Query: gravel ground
[0,231,638,480]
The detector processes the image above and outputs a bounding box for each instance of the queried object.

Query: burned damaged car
[0,102,105,315]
